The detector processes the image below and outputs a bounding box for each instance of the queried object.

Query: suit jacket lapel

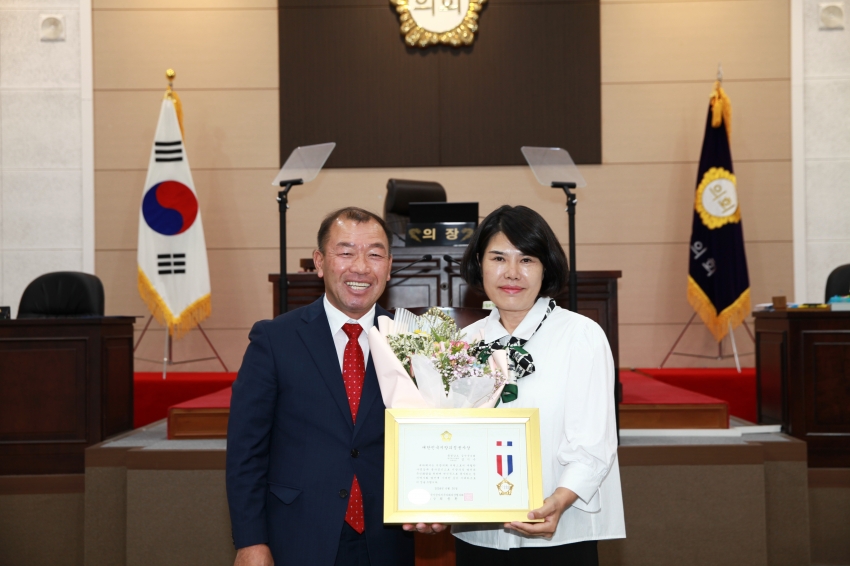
[352,305,391,440]
[296,299,353,430]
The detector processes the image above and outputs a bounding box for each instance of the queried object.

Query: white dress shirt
[323,295,375,371]
[452,297,626,549]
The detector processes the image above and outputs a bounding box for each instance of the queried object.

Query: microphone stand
[390,254,433,278]
[277,178,303,316]
[551,182,578,312]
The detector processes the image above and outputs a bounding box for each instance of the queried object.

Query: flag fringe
[164,88,184,139]
[687,276,750,342]
[710,80,732,140]
[138,267,210,339]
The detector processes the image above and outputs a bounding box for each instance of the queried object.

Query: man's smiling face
[313,217,392,319]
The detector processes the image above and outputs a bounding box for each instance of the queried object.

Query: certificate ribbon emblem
[495,440,514,496]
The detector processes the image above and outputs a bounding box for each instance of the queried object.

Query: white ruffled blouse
[452,297,626,549]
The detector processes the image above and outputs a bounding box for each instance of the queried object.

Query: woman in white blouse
[452,205,625,565]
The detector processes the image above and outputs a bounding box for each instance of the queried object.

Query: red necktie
[342,323,365,533]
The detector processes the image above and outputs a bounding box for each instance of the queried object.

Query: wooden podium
[270,246,622,369]
[755,309,850,467]
[0,316,135,475]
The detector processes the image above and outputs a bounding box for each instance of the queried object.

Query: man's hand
[402,523,447,535]
[504,487,578,538]
[234,544,273,566]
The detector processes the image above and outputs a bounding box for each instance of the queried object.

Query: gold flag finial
[163,69,184,139]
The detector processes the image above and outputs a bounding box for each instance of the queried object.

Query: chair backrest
[383,179,446,242]
[825,263,850,302]
[401,306,492,329]
[17,271,105,319]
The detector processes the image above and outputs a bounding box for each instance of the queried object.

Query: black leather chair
[825,264,850,302]
[384,179,446,245]
[17,271,105,319]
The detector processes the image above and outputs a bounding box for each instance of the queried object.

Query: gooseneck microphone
[443,254,462,265]
[390,254,432,277]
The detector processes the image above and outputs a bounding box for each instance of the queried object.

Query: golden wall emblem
[391,0,487,48]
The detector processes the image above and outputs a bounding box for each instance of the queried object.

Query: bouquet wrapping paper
[368,313,508,409]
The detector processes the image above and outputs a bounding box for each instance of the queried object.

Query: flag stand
[659,313,755,371]
[134,315,228,378]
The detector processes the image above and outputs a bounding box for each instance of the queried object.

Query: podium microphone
[443,254,462,265]
[390,254,432,277]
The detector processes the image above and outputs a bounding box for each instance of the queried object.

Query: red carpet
[620,370,728,405]
[635,368,756,422]
[134,372,236,428]
[134,368,756,429]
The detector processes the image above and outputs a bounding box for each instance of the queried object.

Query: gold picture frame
[384,408,545,524]
[391,0,487,48]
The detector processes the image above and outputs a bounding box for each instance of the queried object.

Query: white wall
[0,0,93,317]
[795,0,850,301]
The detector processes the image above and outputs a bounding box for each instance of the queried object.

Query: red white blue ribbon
[496,440,513,477]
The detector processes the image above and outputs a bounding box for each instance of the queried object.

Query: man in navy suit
[226,207,417,566]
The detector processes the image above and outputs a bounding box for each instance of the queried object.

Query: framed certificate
[384,408,544,523]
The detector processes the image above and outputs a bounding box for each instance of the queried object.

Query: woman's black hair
[460,205,569,298]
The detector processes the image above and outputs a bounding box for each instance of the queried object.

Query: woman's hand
[504,487,578,538]
[402,523,447,534]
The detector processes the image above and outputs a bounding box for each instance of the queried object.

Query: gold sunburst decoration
[391,0,487,48]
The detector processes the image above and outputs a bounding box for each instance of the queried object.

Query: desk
[0,317,135,475]
[755,309,850,467]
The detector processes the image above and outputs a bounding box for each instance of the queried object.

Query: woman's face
[481,231,544,318]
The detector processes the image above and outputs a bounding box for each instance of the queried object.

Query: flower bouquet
[367,307,509,409]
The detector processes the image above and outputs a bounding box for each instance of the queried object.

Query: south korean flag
[137,96,211,339]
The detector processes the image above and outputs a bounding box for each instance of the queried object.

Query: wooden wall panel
[278,0,601,167]
[620,322,759,370]
[278,6,441,168]
[92,0,791,370]
[578,241,792,325]
[93,9,278,90]
[94,0,274,7]
[602,80,791,164]
[94,90,279,171]
[601,0,790,83]
[96,169,280,251]
[437,2,601,166]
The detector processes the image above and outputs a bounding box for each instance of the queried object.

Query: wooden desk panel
[0,317,135,475]
[755,310,850,467]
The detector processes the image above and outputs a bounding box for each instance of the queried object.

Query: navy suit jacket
[226,298,414,565]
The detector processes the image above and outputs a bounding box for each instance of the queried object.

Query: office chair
[384,179,446,245]
[825,263,850,302]
[17,271,105,318]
